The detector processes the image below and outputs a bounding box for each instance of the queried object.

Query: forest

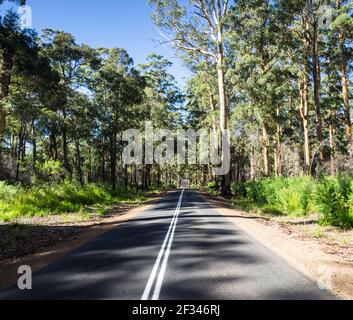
[0,0,353,228]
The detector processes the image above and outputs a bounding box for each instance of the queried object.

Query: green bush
[0,182,20,201]
[313,175,353,228]
[207,181,220,197]
[0,181,149,222]
[268,177,314,216]
[207,181,218,191]
[231,182,247,198]
[232,175,353,228]
[242,177,314,216]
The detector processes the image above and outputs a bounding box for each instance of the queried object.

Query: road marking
[141,189,185,301]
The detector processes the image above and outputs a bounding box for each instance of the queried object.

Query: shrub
[234,177,316,216]
[231,182,247,198]
[207,181,220,197]
[313,175,353,228]
[0,181,146,222]
[0,182,20,201]
[207,181,218,191]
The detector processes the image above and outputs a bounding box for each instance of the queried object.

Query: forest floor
[203,192,353,300]
[0,190,167,289]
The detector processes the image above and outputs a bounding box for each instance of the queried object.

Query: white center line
[141,189,185,301]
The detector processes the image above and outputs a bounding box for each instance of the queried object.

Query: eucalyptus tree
[139,53,182,129]
[228,0,289,176]
[331,0,353,143]
[0,1,37,143]
[149,0,232,194]
[5,49,59,180]
[40,30,99,173]
[139,53,183,187]
[93,48,145,190]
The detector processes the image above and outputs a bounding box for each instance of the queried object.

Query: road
[0,189,335,300]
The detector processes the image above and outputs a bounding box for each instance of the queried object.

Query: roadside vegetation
[0,179,162,222]
[230,175,353,229]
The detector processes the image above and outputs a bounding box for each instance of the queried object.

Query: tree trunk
[101,135,106,182]
[75,139,84,186]
[329,116,336,175]
[299,76,311,176]
[208,87,218,137]
[50,131,58,160]
[300,18,312,176]
[32,130,37,175]
[262,123,270,177]
[216,36,230,195]
[16,120,24,182]
[274,105,281,177]
[312,22,324,161]
[336,0,351,143]
[62,107,70,173]
[0,109,5,144]
[0,50,14,142]
[110,133,117,191]
[250,146,256,181]
[328,71,336,175]
[124,164,128,190]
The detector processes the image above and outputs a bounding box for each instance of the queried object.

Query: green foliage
[313,175,353,228]
[232,176,353,228]
[0,181,150,222]
[0,181,20,201]
[240,177,314,216]
[35,160,64,182]
[231,182,247,198]
[207,181,220,197]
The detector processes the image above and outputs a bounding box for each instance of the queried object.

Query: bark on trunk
[32,120,37,174]
[216,33,230,195]
[262,123,270,177]
[62,107,70,173]
[329,116,336,175]
[250,146,256,181]
[274,105,281,177]
[312,22,324,161]
[299,76,311,176]
[0,50,14,142]
[208,87,218,137]
[75,139,84,186]
[336,0,351,143]
[300,18,312,176]
[110,133,117,191]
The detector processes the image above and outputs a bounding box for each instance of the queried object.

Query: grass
[303,226,325,238]
[0,181,162,222]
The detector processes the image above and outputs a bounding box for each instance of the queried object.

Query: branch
[176,41,216,58]
[155,26,216,58]
[222,0,229,18]
[194,0,215,32]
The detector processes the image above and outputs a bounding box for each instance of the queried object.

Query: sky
[2,0,191,87]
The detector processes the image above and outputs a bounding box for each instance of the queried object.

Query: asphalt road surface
[0,189,336,300]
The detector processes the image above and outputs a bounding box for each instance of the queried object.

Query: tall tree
[332,0,353,143]
[149,0,232,194]
[41,30,99,173]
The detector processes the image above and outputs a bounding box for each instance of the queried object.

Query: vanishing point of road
[0,189,335,300]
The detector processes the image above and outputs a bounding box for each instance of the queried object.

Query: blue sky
[2,0,190,87]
